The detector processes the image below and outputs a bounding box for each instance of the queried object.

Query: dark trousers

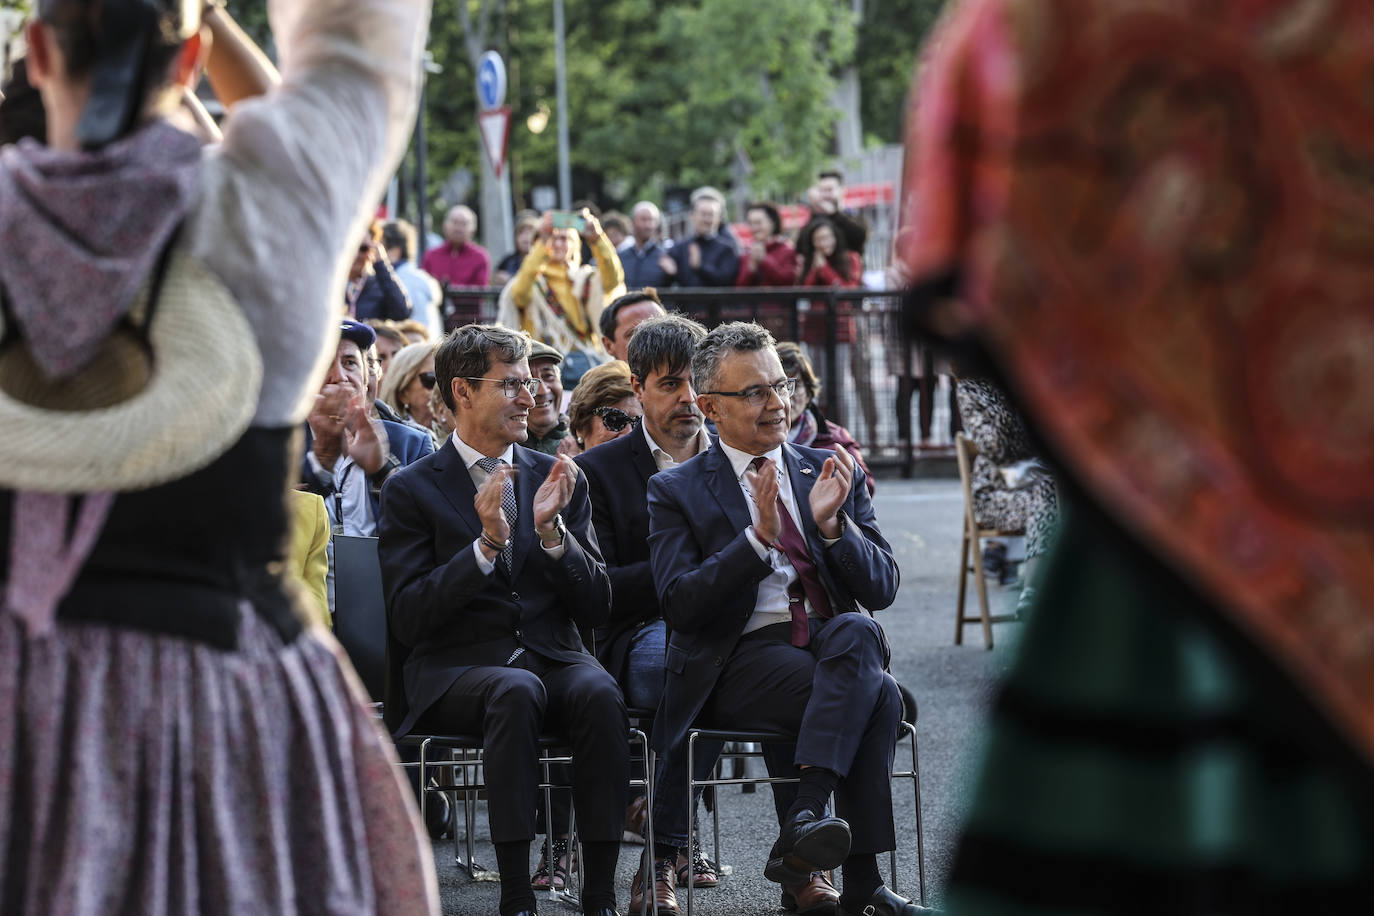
[419,656,630,844]
[652,614,902,854]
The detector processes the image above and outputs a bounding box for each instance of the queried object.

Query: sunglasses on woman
[592,406,638,432]
[418,371,437,389]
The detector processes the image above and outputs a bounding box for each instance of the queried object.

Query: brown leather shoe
[622,795,648,844]
[629,855,679,913]
[781,870,840,915]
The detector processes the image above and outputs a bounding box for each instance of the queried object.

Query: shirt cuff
[541,539,567,560]
[472,540,496,575]
[745,526,772,561]
[820,512,848,547]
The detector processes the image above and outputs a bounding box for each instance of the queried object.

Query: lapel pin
[801,466,814,476]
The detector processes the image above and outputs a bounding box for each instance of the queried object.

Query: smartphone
[551,211,587,232]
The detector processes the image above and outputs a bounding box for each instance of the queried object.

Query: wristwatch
[537,514,566,546]
[367,453,402,497]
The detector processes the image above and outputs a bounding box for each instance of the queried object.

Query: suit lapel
[432,440,483,541]
[782,444,819,545]
[783,444,844,604]
[703,446,754,535]
[509,446,541,578]
[628,428,659,485]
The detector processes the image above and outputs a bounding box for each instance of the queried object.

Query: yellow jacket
[286,489,331,628]
[499,229,625,355]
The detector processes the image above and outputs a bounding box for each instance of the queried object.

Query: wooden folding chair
[954,433,1022,649]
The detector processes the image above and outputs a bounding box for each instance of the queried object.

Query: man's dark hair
[818,169,845,184]
[599,288,664,341]
[692,321,775,394]
[381,221,417,261]
[747,202,782,238]
[434,324,531,411]
[627,313,707,384]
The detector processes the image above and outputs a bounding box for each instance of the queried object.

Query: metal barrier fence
[441,286,959,477]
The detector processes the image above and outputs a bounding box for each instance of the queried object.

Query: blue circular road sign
[477,51,507,111]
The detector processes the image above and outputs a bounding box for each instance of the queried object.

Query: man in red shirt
[421,204,491,288]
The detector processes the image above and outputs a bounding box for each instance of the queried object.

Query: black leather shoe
[764,811,851,884]
[423,790,453,840]
[840,885,934,915]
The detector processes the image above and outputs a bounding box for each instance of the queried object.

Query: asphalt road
[429,477,1024,915]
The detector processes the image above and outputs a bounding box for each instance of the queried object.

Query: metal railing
[441,286,959,477]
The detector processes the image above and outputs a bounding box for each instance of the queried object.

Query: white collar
[450,430,514,469]
[718,439,784,481]
[642,421,712,461]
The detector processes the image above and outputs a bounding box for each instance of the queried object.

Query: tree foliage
[222,0,946,215]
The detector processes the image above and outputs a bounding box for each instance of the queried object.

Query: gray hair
[435,324,531,410]
[690,186,726,207]
[631,200,661,221]
[628,313,707,384]
[692,321,776,394]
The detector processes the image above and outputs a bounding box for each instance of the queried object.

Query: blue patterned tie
[476,457,515,575]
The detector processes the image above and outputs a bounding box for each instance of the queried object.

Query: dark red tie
[752,458,834,647]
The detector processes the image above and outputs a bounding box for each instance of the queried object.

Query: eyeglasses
[593,406,639,432]
[462,376,542,398]
[418,371,437,389]
[701,378,797,406]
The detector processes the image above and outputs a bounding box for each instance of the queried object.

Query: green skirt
[946,497,1374,914]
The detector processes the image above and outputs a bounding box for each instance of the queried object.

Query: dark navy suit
[573,427,666,680]
[646,441,903,854]
[378,439,627,843]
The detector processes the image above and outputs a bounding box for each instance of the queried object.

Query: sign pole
[476,51,514,274]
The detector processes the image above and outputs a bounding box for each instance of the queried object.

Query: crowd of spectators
[0,4,917,915]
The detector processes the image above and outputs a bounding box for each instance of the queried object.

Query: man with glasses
[646,322,916,916]
[378,324,626,916]
[524,340,572,455]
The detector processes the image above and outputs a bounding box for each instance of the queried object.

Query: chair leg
[686,732,697,916]
[955,530,971,645]
[639,735,658,916]
[907,722,926,906]
[971,537,996,649]
[712,756,723,873]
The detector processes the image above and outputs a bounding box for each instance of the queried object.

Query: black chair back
[332,535,388,701]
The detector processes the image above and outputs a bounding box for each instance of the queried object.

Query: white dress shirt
[717,441,839,635]
[307,451,375,537]
[643,421,712,472]
[450,433,565,574]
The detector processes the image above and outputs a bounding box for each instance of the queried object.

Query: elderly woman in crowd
[557,360,641,457]
[499,208,626,386]
[0,0,436,912]
[379,340,438,436]
[777,342,876,497]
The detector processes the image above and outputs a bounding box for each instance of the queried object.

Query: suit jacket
[299,418,434,520]
[378,439,612,737]
[646,442,898,753]
[574,428,702,684]
[668,233,740,287]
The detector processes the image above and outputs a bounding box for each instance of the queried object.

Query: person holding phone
[498,207,627,387]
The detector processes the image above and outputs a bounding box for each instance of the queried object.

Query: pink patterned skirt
[0,608,438,914]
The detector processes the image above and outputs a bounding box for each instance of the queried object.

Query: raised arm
[186,0,433,428]
[201,5,281,107]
